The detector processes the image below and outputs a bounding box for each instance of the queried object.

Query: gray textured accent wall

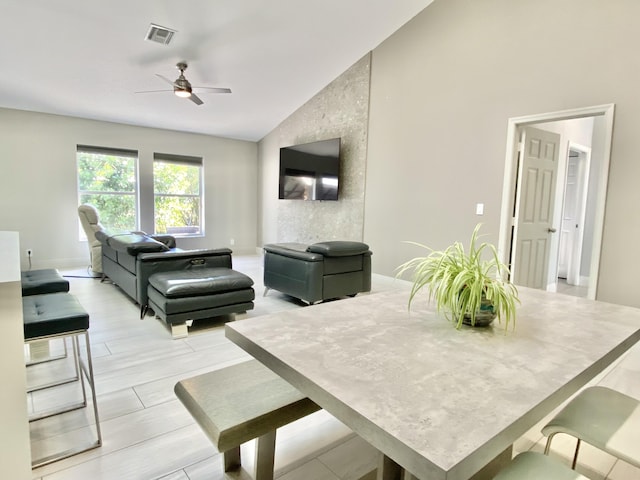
[258,54,371,246]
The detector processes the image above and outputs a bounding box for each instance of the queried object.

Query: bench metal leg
[29,330,102,468]
[27,339,52,363]
[223,446,241,472]
[27,337,83,414]
[26,337,69,366]
[255,430,277,480]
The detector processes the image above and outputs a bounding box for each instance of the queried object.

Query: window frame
[76,145,139,238]
[152,153,204,238]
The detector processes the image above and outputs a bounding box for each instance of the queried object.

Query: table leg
[377,453,403,480]
[469,446,512,480]
[255,430,277,480]
[223,446,241,472]
[376,446,512,480]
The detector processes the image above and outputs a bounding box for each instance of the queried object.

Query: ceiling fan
[137,62,231,106]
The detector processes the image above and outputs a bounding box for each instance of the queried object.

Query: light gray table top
[225,287,640,480]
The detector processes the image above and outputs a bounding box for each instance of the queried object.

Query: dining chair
[493,451,590,479]
[542,386,640,469]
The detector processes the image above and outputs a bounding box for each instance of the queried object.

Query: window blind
[77,145,138,158]
[153,152,202,165]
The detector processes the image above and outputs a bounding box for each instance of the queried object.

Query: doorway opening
[557,143,591,295]
[498,104,615,300]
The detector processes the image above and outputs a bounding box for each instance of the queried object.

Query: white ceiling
[0,0,433,141]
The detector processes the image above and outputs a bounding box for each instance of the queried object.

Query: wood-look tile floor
[27,255,640,480]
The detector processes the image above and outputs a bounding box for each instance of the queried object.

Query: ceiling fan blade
[189,93,204,105]
[192,87,232,94]
[135,89,174,94]
[156,73,177,87]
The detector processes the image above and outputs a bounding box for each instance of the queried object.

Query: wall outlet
[230,238,235,246]
[475,203,484,215]
[26,249,32,257]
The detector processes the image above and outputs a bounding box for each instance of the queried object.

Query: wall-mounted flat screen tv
[279,138,340,201]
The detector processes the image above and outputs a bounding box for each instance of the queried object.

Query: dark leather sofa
[96,231,234,316]
[263,241,372,304]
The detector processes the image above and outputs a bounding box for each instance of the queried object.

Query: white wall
[364,0,640,307]
[0,108,257,270]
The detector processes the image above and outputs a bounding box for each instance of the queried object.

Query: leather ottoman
[147,267,255,338]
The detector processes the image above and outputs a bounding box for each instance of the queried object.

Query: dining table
[225,286,640,480]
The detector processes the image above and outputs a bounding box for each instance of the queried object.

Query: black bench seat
[21,269,70,297]
[23,293,88,339]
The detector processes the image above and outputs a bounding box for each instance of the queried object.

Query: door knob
[548,227,557,233]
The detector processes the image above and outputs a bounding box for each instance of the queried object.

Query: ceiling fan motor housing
[174,76,192,94]
[174,63,192,94]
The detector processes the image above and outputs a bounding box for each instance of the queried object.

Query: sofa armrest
[263,244,324,262]
[150,234,177,249]
[96,231,171,255]
[307,241,371,257]
[95,230,110,244]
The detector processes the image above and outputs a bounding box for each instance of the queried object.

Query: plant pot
[461,299,497,327]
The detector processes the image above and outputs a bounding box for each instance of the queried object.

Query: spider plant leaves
[396,224,519,331]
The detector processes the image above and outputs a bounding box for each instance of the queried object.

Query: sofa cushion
[148,267,254,298]
[307,241,370,257]
[107,233,170,255]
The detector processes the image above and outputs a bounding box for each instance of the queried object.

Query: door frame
[498,104,615,300]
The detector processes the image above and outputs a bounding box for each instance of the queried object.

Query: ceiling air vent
[145,24,176,45]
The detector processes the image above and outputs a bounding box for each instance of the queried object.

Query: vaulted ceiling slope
[0,0,433,141]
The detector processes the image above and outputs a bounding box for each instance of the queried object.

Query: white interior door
[558,154,579,279]
[559,146,590,285]
[513,126,561,289]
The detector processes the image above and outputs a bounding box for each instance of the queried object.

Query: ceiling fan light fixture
[137,62,229,106]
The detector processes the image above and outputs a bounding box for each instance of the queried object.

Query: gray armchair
[263,241,372,304]
[78,204,105,273]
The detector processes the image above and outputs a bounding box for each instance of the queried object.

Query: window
[77,145,138,233]
[153,153,203,236]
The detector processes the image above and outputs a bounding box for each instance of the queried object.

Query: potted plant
[396,224,519,330]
